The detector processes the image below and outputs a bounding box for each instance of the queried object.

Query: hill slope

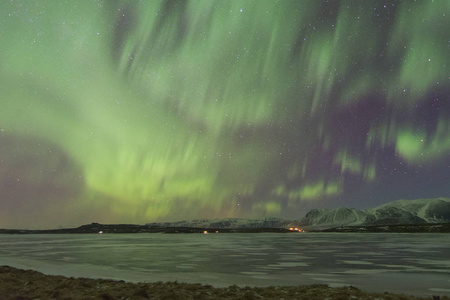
[145,198,450,229]
[299,197,450,227]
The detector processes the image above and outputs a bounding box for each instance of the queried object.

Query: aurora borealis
[0,0,449,229]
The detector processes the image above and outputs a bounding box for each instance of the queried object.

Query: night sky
[1,1,449,229]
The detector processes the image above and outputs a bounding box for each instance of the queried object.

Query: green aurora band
[0,1,449,228]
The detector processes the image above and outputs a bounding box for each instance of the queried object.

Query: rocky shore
[1,266,447,300]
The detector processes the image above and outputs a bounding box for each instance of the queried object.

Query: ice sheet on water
[268,262,309,267]
[239,271,267,275]
[402,258,450,268]
[339,260,374,265]
[1,233,450,296]
[176,264,197,269]
[334,269,387,275]
[429,288,450,293]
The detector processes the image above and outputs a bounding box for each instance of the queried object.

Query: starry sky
[0,0,449,229]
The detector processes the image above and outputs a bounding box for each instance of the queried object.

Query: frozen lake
[0,232,449,297]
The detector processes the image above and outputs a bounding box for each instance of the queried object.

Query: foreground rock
[0,266,446,300]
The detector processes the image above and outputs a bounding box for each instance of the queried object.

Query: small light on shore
[289,227,304,232]
[203,231,208,234]
[98,231,103,234]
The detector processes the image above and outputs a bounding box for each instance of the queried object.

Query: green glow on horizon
[334,151,362,175]
[395,119,450,164]
[287,180,342,201]
[0,0,449,228]
[252,202,281,216]
[363,164,377,182]
[387,0,450,105]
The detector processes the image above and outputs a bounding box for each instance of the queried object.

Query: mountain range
[2,197,449,234]
[147,197,450,229]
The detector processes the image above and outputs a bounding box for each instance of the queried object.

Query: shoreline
[0,266,446,300]
[1,221,450,234]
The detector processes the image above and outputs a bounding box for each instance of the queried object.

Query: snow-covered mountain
[299,197,450,227]
[146,198,450,229]
[146,217,292,229]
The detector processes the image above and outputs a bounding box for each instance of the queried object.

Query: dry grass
[0,266,447,300]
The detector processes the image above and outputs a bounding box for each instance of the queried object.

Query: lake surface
[0,233,449,297]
